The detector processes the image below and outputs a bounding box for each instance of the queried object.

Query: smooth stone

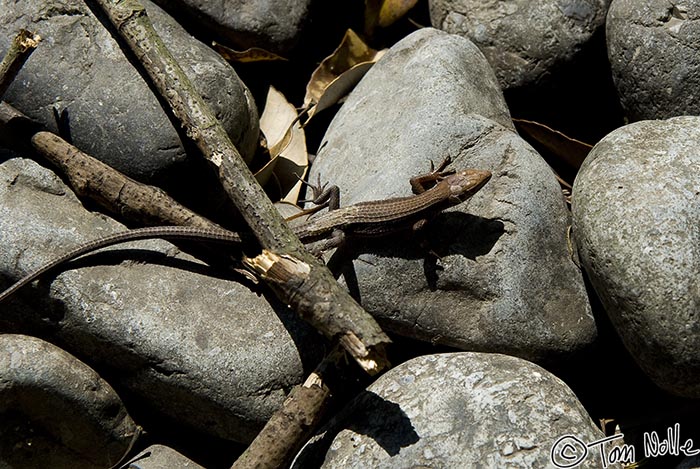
[151,0,321,55]
[0,157,324,442]
[572,116,700,396]
[127,444,204,468]
[293,352,616,468]
[0,0,259,186]
[429,0,610,90]
[308,28,595,364]
[677,454,700,469]
[607,0,700,120]
[0,333,138,468]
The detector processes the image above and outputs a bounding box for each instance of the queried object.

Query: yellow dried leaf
[303,29,386,123]
[275,201,305,220]
[378,0,420,27]
[257,87,308,203]
[365,0,420,34]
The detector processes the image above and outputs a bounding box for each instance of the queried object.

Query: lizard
[0,158,491,303]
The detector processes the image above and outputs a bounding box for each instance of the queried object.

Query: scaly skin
[0,167,491,303]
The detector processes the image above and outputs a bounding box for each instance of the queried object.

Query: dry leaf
[212,42,287,63]
[364,0,382,35]
[514,118,592,170]
[257,86,308,203]
[365,0,419,34]
[275,201,305,220]
[302,29,386,123]
[378,0,420,27]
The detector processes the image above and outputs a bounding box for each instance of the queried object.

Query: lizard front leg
[410,156,456,194]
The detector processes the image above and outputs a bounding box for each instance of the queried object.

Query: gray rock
[429,0,610,90]
[0,0,259,185]
[0,157,324,442]
[572,117,700,396]
[151,0,319,55]
[308,28,595,364]
[0,333,138,469]
[127,444,204,468]
[677,454,700,469]
[607,0,700,120]
[293,352,615,468]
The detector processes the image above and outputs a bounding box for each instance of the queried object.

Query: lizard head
[446,169,492,203]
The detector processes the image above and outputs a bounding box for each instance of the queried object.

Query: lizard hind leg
[306,229,346,258]
[297,173,340,211]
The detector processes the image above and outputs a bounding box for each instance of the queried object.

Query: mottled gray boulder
[0,334,138,469]
[152,0,321,55]
[572,117,700,396]
[308,28,595,364]
[293,353,614,468]
[677,454,700,469]
[429,0,610,90]
[0,157,324,442]
[127,444,204,468]
[607,0,700,120]
[0,0,258,185]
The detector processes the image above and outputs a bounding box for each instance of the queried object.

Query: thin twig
[232,347,344,469]
[0,101,224,230]
[0,29,41,101]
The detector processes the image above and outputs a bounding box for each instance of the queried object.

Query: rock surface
[308,28,595,364]
[677,454,700,469]
[127,444,204,468]
[607,0,700,120]
[572,116,700,396]
[293,352,614,468]
[151,0,320,55]
[0,0,258,187]
[0,334,138,468]
[0,157,324,442]
[429,0,610,90]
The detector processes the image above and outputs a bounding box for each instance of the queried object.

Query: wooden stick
[0,29,41,101]
[231,347,343,469]
[0,101,228,231]
[89,0,390,374]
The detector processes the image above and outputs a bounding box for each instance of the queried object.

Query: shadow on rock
[327,214,504,298]
[293,390,419,468]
